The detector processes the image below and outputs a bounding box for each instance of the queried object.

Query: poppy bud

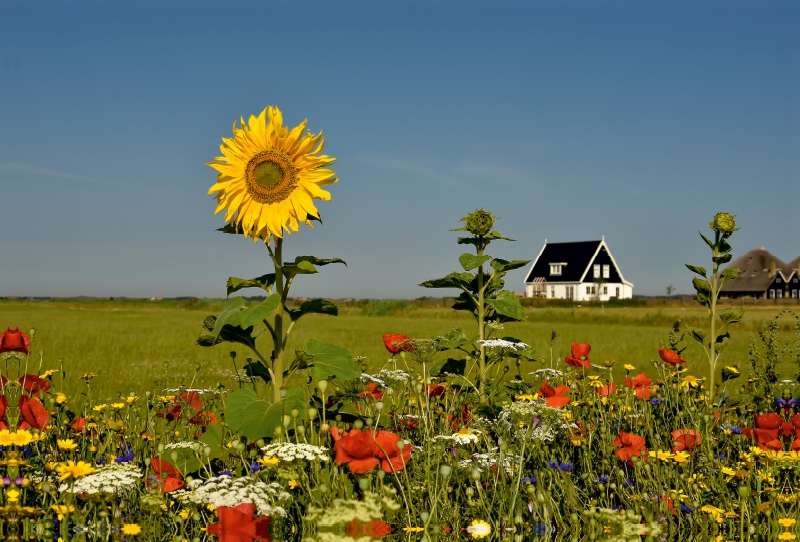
[317,380,328,393]
[307,408,318,420]
[291,408,300,419]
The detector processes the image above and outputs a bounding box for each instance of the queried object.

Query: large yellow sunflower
[207,107,337,243]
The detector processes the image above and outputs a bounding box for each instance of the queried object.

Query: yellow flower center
[246,150,298,204]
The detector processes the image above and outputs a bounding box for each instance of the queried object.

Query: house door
[566,286,574,300]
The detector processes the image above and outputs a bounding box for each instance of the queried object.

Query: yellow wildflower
[515,394,536,402]
[623,364,635,371]
[57,439,79,451]
[80,372,98,380]
[648,450,674,461]
[126,396,139,404]
[778,533,796,541]
[466,520,492,539]
[0,430,33,447]
[178,509,190,519]
[40,369,57,378]
[121,524,142,535]
[288,479,301,489]
[778,518,797,528]
[259,456,280,467]
[403,527,425,533]
[680,375,700,389]
[51,505,75,520]
[56,461,96,482]
[55,392,68,404]
[5,488,20,503]
[110,403,126,411]
[92,404,108,413]
[672,451,690,464]
[159,395,176,403]
[561,412,573,422]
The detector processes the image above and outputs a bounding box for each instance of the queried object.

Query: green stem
[273,237,285,403]
[477,238,486,398]
[708,231,720,404]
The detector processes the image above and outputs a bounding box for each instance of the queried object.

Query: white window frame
[769,289,775,299]
[593,264,600,278]
[602,265,610,279]
[615,287,620,297]
[777,289,783,299]
[603,285,608,295]
[550,264,563,276]
[550,286,555,298]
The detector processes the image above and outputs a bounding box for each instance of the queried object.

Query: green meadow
[2,297,796,400]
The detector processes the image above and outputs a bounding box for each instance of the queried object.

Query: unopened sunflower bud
[709,212,738,234]
[463,208,496,236]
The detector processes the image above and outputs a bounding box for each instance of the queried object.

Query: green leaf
[238,294,281,328]
[198,423,225,461]
[485,290,526,321]
[243,361,273,384]
[713,253,733,265]
[484,231,515,241]
[430,357,466,376]
[288,299,339,322]
[718,238,732,254]
[490,259,530,274]
[437,327,469,349]
[209,297,248,339]
[684,264,707,278]
[724,394,754,409]
[457,237,481,247]
[719,268,742,286]
[686,326,707,345]
[451,292,478,316]
[419,272,474,290]
[699,232,714,249]
[217,223,246,235]
[459,253,492,271]
[303,339,361,381]
[290,256,347,268]
[692,277,712,295]
[715,332,730,354]
[225,388,306,441]
[283,260,318,276]
[695,292,711,310]
[226,274,276,296]
[168,446,202,475]
[719,307,744,326]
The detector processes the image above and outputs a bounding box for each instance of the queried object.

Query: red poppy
[18,374,51,396]
[623,373,654,400]
[427,385,446,398]
[564,343,591,368]
[167,391,203,421]
[658,348,687,366]
[189,411,218,428]
[447,402,472,431]
[206,503,270,542]
[149,458,185,492]
[670,429,702,452]
[613,431,646,462]
[0,328,31,355]
[595,382,617,396]
[17,396,49,430]
[742,413,783,450]
[0,395,7,430]
[538,381,571,408]
[381,334,415,354]
[71,416,87,433]
[345,519,394,540]
[330,427,411,474]
[357,383,385,401]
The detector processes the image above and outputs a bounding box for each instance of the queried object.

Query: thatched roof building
[720,247,800,299]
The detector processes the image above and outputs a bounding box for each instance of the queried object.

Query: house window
[603,265,610,278]
[593,264,600,278]
[566,286,574,299]
[792,290,798,298]
[615,287,620,297]
[603,286,608,295]
[794,278,799,283]
[550,286,555,298]
[550,264,563,276]
[777,290,783,299]
[776,278,782,283]
[769,290,775,299]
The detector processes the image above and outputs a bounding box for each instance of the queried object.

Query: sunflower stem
[273,237,285,404]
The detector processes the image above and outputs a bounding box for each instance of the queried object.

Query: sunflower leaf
[719,267,742,285]
[302,339,360,381]
[419,272,474,290]
[287,299,339,322]
[243,361,273,384]
[490,258,530,273]
[459,253,492,271]
[226,274,276,296]
[484,290,526,321]
[684,264,707,278]
[292,256,347,267]
[225,388,306,441]
[430,358,466,376]
[217,223,246,235]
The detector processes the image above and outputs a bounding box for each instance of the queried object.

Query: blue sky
[1,0,798,299]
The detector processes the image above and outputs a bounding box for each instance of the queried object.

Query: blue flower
[593,474,609,483]
[651,397,664,406]
[534,522,547,535]
[714,453,726,461]
[250,462,262,473]
[548,460,559,470]
[681,505,695,513]
[623,479,636,489]
[523,476,537,485]
[115,443,135,463]
[559,462,574,473]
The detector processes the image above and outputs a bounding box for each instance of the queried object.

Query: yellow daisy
[207,106,338,243]
[121,524,142,535]
[466,519,492,539]
[57,439,79,451]
[56,461,96,482]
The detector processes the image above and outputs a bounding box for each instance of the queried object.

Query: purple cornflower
[535,522,548,535]
[548,460,559,470]
[559,462,574,473]
[593,474,609,484]
[115,443,134,463]
[651,397,665,406]
[523,476,537,485]
[681,505,695,513]
[714,453,726,461]
[623,479,636,489]
[250,462,262,473]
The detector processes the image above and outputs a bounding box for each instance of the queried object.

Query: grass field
[1,297,797,400]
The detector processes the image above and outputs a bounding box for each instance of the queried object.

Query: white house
[524,238,634,301]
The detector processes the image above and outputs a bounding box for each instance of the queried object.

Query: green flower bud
[709,212,738,234]
[462,208,496,236]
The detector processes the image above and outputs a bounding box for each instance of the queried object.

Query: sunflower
[207,106,337,243]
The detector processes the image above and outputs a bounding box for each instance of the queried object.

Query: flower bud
[317,380,328,393]
[375,401,384,412]
[282,415,291,427]
[307,408,318,420]
[463,208,496,236]
[396,440,406,450]
[709,212,737,234]
[439,465,452,477]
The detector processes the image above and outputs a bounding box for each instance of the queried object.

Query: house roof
[720,247,787,293]
[524,240,602,283]
[787,256,800,273]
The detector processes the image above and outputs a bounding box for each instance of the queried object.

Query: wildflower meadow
[2,106,799,542]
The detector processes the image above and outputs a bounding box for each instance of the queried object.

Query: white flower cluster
[260,442,330,462]
[59,463,142,495]
[185,475,291,517]
[164,441,196,450]
[434,429,481,445]
[477,339,529,350]
[457,448,522,474]
[369,369,411,388]
[497,401,570,442]
[230,371,257,383]
[163,387,220,395]
[529,368,565,380]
